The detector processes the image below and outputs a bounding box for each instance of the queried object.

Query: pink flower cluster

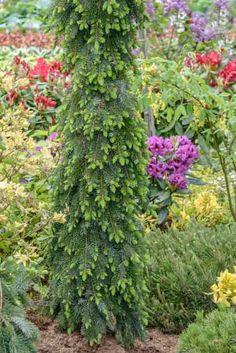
[147,135,199,190]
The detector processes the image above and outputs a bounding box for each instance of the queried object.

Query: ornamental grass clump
[47,0,149,347]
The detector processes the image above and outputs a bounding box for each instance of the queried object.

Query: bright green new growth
[48,0,149,347]
[0,261,39,353]
[177,309,236,353]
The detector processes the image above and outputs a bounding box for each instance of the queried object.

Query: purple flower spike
[190,13,216,42]
[48,132,59,141]
[215,0,229,10]
[161,0,189,15]
[146,0,155,16]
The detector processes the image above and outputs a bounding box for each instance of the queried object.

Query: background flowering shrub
[136,52,236,223]
[0,55,70,133]
[143,0,236,60]
[0,0,51,31]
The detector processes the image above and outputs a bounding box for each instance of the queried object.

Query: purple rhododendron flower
[35,146,43,152]
[168,173,187,189]
[147,159,158,178]
[177,135,191,146]
[48,132,59,141]
[147,135,199,190]
[148,136,173,157]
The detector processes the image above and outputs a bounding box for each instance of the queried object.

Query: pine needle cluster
[0,260,39,353]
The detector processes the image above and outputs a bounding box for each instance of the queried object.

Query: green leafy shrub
[137,55,236,222]
[147,223,236,333]
[177,309,236,353]
[47,0,149,348]
[0,0,50,31]
[0,259,39,353]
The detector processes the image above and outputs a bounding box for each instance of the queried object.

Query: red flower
[6,89,19,105]
[184,56,195,69]
[196,51,222,67]
[35,95,57,110]
[29,58,50,82]
[218,58,236,85]
[12,56,30,76]
[13,56,21,65]
[49,61,63,72]
[29,58,65,82]
[19,84,30,90]
[209,80,218,87]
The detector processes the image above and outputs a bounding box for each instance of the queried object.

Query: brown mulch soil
[0,31,55,48]
[36,319,177,353]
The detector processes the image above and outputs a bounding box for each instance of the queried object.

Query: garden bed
[0,30,55,47]
[37,322,177,353]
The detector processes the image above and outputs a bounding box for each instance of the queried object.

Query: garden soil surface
[37,319,177,353]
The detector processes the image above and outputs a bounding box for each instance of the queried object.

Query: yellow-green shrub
[211,267,236,307]
[0,107,64,258]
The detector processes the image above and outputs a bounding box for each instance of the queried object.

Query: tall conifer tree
[48,0,149,346]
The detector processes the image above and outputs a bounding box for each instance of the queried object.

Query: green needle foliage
[177,309,236,353]
[0,260,39,353]
[47,0,149,347]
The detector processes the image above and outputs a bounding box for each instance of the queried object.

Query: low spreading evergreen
[177,309,236,353]
[47,0,149,347]
[147,223,236,332]
[0,260,39,353]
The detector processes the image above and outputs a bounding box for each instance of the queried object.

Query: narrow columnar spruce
[48,0,149,346]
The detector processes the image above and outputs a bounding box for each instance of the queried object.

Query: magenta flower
[148,136,173,157]
[168,173,187,189]
[147,135,199,190]
[48,132,59,141]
